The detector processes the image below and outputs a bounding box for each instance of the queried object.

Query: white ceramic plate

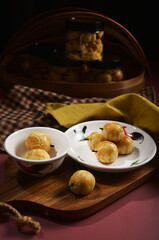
[65,120,157,173]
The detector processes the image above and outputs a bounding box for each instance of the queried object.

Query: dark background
[0,0,158,60]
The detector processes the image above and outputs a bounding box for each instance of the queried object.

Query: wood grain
[0,152,159,220]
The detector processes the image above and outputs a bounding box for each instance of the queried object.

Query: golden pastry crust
[97,73,112,83]
[88,132,105,150]
[107,69,123,81]
[116,135,135,154]
[24,149,50,160]
[101,122,124,142]
[65,31,104,61]
[69,170,96,195]
[95,141,118,164]
[26,132,51,152]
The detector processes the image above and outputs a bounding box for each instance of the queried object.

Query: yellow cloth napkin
[46,93,159,140]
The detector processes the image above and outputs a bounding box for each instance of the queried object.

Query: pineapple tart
[69,170,96,195]
[88,131,105,151]
[24,149,50,160]
[26,132,51,152]
[116,135,135,155]
[101,122,124,142]
[95,141,118,164]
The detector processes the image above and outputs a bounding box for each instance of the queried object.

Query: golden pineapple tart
[88,132,105,151]
[95,141,118,164]
[101,122,124,142]
[69,170,96,195]
[24,149,50,160]
[26,132,51,152]
[116,135,135,155]
[87,122,135,165]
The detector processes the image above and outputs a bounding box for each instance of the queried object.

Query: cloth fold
[46,93,159,141]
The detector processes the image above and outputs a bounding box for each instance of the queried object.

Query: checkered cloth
[0,84,156,151]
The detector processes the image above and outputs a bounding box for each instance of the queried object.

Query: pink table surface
[0,60,159,240]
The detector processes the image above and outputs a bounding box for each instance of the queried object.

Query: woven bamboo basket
[0,7,149,98]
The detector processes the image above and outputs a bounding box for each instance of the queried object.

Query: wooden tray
[0,152,159,221]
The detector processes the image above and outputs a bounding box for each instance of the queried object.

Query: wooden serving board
[0,153,159,221]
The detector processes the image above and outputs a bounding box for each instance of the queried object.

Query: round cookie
[95,141,118,164]
[88,132,105,151]
[26,132,51,152]
[116,135,135,154]
[69,170,96,195]
[24,149,50,160]
[101,122,124,142]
